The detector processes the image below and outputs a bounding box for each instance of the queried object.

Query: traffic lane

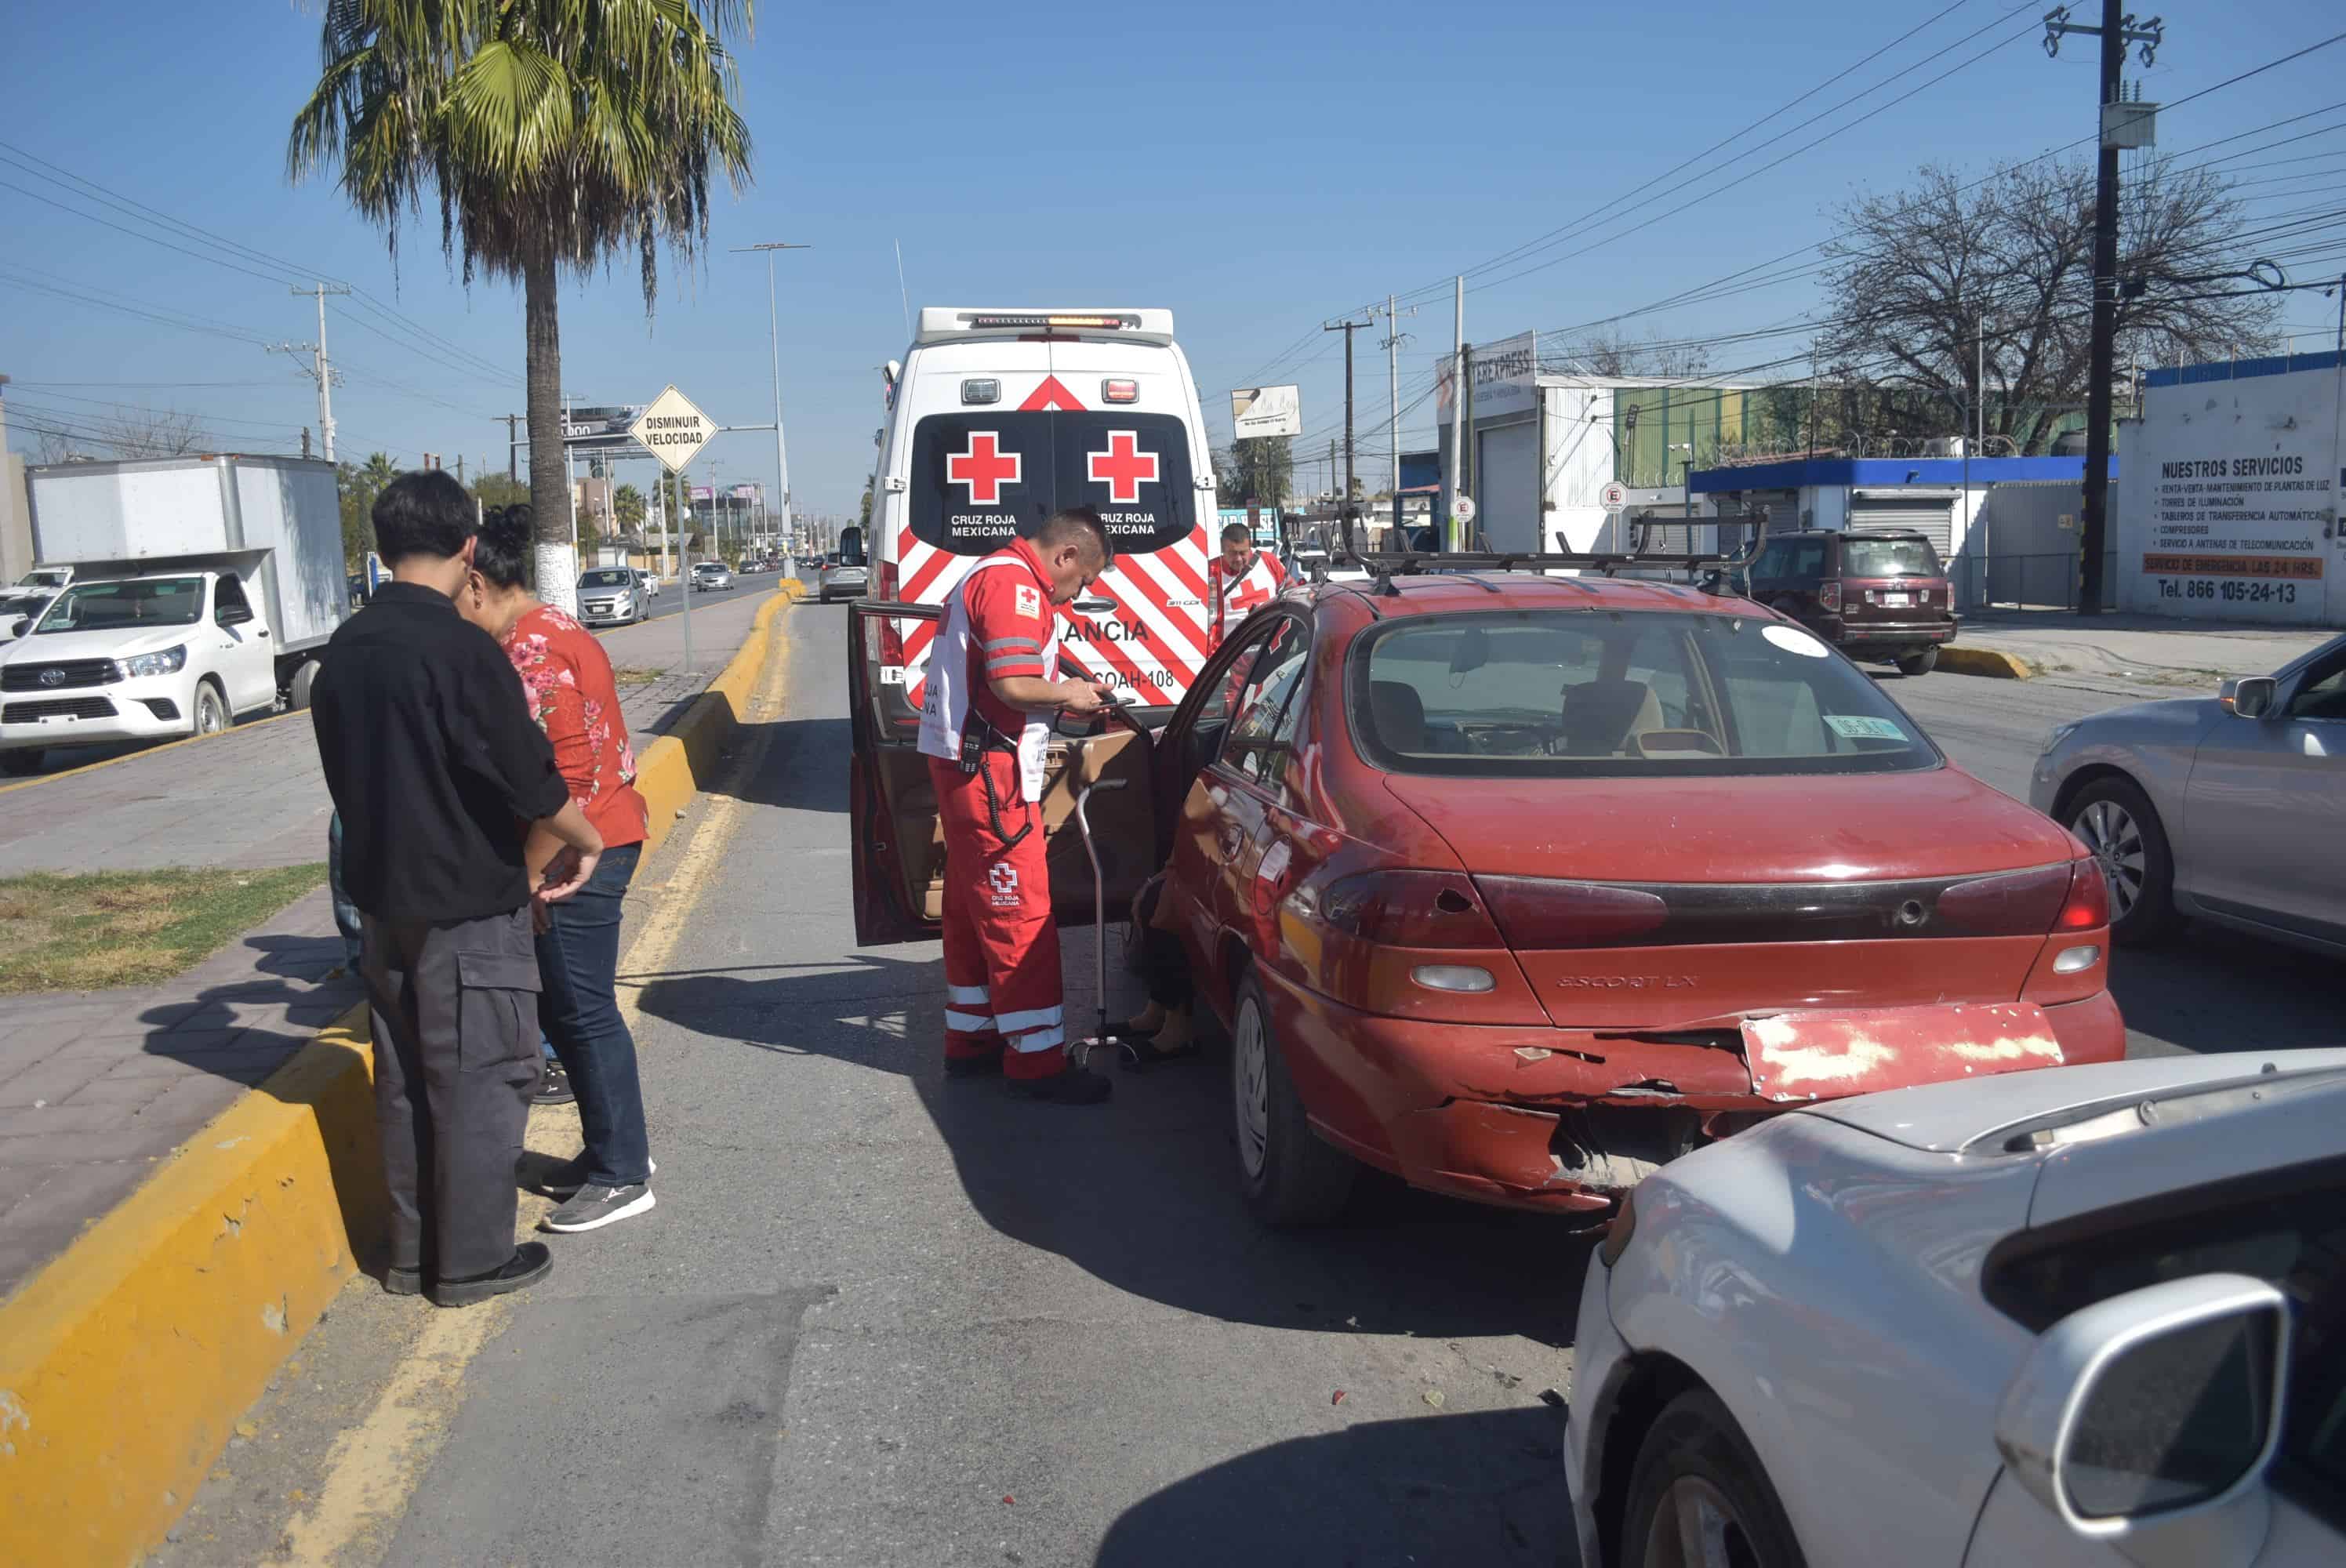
[626,604,1576,1564]
[1890,666,2343,1062]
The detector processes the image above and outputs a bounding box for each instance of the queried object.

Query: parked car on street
[1566,1047,2346,1568]
[576,567,649,626]
[1730,528,1958,676]
[691,561,733,592]
[0,585,58,644]
[2032,631,2344,954]
[848,555,2121,1222]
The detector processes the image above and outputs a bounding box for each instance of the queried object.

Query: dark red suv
[1737,528,1958,676]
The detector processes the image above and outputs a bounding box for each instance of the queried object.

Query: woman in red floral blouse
[460,507,656,1234]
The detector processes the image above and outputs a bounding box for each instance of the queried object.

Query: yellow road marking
[252,608,796,1567]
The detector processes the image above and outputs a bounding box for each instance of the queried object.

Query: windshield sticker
[1763,625,1829,659]
[1825,714,1909,741]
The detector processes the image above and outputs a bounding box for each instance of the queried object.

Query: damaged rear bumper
[1269,973,2123,1214]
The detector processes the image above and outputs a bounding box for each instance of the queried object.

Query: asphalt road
[148,604,2337,1568]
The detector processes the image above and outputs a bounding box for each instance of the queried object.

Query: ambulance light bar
[917,307,1177,345]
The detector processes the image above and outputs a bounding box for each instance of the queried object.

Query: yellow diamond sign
[630,385,717,474]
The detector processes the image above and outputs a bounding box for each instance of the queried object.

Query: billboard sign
[561,405,649,456]
[1436,331,1538,423]
[1230,384,1302,439]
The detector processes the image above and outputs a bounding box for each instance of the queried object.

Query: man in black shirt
[312,471,605,1307]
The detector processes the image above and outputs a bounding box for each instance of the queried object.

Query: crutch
[1065,772,1131,1070]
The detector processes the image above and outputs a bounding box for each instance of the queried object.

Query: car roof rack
[1329,538,1767,597]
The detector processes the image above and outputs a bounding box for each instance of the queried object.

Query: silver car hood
[1799,1047,2346,1153]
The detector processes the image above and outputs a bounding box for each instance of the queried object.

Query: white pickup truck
[0,455,345,774]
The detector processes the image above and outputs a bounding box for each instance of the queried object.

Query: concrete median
[0,579,803,1568]
[1936,644,2035,680]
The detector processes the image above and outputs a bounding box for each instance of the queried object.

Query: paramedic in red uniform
[918,507,1119,1105]
[1207,521,1287,644]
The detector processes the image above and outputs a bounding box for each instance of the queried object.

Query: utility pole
[269,281,350,463]
[1446,278,1464,552]
[733,241,810,568]
[2045,4,2164,615]
[1382,295,1416,502]
[1324,314,1372,534]
[498,413,522,481]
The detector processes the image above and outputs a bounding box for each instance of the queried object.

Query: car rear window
[1842,538,1941,578]
[580,570,631,586]
[1352,609,1938,777]
[907,411,1197,557]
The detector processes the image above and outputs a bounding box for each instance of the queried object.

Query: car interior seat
[1560,679,1664,757]
[1371,680,1428,752]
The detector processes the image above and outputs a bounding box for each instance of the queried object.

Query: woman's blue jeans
[538,842,652,1186]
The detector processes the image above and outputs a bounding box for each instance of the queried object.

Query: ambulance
[862,309,1217,728]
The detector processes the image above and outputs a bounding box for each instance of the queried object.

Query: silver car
[2029,632,2346,953]
[575,568,647,626]
[1567,1048,2346,1568]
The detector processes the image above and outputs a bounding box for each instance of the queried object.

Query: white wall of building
[2115,363,2344,626]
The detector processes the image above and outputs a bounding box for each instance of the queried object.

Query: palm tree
[288,1,754,612]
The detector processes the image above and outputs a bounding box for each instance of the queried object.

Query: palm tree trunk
[524,245,577,614]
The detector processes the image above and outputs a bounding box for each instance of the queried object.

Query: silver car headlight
[2040,721,2080,757]
[119,644,187,679]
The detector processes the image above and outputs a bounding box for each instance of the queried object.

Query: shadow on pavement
[634,949,1593,1345]
[1093,1404,1574,1568]
[2108,923,2344,1057]
[710,717,852,814]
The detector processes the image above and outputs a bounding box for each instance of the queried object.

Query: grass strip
[0,864,329,995]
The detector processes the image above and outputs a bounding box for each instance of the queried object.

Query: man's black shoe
[1006,1064,1113,1105]
[429,1242,554,1308]
[944,1052,1003,1080]
[531,1059,575,1105]
[384,1265,423,1296]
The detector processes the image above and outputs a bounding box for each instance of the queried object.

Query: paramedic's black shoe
[1007,1063,1113,1105]
[945,1051,1004,1080]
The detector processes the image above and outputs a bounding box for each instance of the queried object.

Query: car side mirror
[8,618,27,639]
[1995,1272,2287,1568]
[2218,676,2277,720]
[218,604,253,626]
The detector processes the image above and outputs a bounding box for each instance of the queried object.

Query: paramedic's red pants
[929,754,1065,1080]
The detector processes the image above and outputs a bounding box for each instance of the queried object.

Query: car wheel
[1622,1389,1807,1568]
[193,681,228,736]
[286,659,322,710]
[1894,647,1937,677]
[1230,973,1355,1227]
[2065,775,2180,946]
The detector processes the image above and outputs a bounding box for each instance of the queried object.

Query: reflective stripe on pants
[932,753,1065,1080]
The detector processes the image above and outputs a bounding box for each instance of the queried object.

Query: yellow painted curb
[1936,644,2034,680]
[0,1007,381,1568]
[0,583,802,1566]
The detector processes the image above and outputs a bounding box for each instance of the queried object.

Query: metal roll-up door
[1848,492,1955,558]
[1473,422,1538,553]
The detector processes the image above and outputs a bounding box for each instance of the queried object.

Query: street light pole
[733,242,810,571]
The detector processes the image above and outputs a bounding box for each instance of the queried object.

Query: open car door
[848,598,1160,948]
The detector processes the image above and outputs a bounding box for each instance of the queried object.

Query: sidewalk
[1955,610,2334,692]
[0,588,777,878]
[0,588,780,1301]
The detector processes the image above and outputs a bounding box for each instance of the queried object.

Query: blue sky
[4,2,2343,515]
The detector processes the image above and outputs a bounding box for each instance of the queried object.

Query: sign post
[631,386,717,676]
[1600,480,1628,553]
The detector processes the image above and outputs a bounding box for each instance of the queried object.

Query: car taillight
[1316,870,1503,949]
[1473,877,1669,950]
[1819,580,1843,612]
[875,562,904,666]
[2057,858,2110,930]
[1934,863,2072,936]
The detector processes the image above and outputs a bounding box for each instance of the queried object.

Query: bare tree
[35,406,215,463]
[1551,327,1712,380]
[1819,159,2279,453]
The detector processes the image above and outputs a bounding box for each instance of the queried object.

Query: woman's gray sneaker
[539,1157,656,1200]
[542,1182,656,1232]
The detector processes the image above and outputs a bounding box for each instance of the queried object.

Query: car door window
[1749,542,1789,583]
[1985,1163,2346,1523]
[2286,653,2346,722]
[214,576,252,625]
[1222,619,1310,786]
[1786,539,1828,582]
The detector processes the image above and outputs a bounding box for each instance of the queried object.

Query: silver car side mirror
[2218,676,2277,719]
[1994,1272,2287,1568]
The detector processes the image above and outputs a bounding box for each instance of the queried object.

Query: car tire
[193,681,229,737]
[2064,775,2181,946]
[1230,972,1355,1227]
[286,659,322,711]
[1894,647,1937,677]
[1622,1389,1808,1568]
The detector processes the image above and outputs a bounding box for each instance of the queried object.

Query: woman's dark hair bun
[474,503,533,590]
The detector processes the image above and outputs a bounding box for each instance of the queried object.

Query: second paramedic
[917,507,1119,1105]
[1208,521,1286,644]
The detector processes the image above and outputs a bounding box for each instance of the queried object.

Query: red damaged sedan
[847,558,2119,1223]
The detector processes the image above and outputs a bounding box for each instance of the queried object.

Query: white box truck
[0,453,346,773]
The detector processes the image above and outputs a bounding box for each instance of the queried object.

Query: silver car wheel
[1643,1475,1752,1568]
[1233,997,1270,1181]
[194,684,226,735]
[2074,797,2146,919]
